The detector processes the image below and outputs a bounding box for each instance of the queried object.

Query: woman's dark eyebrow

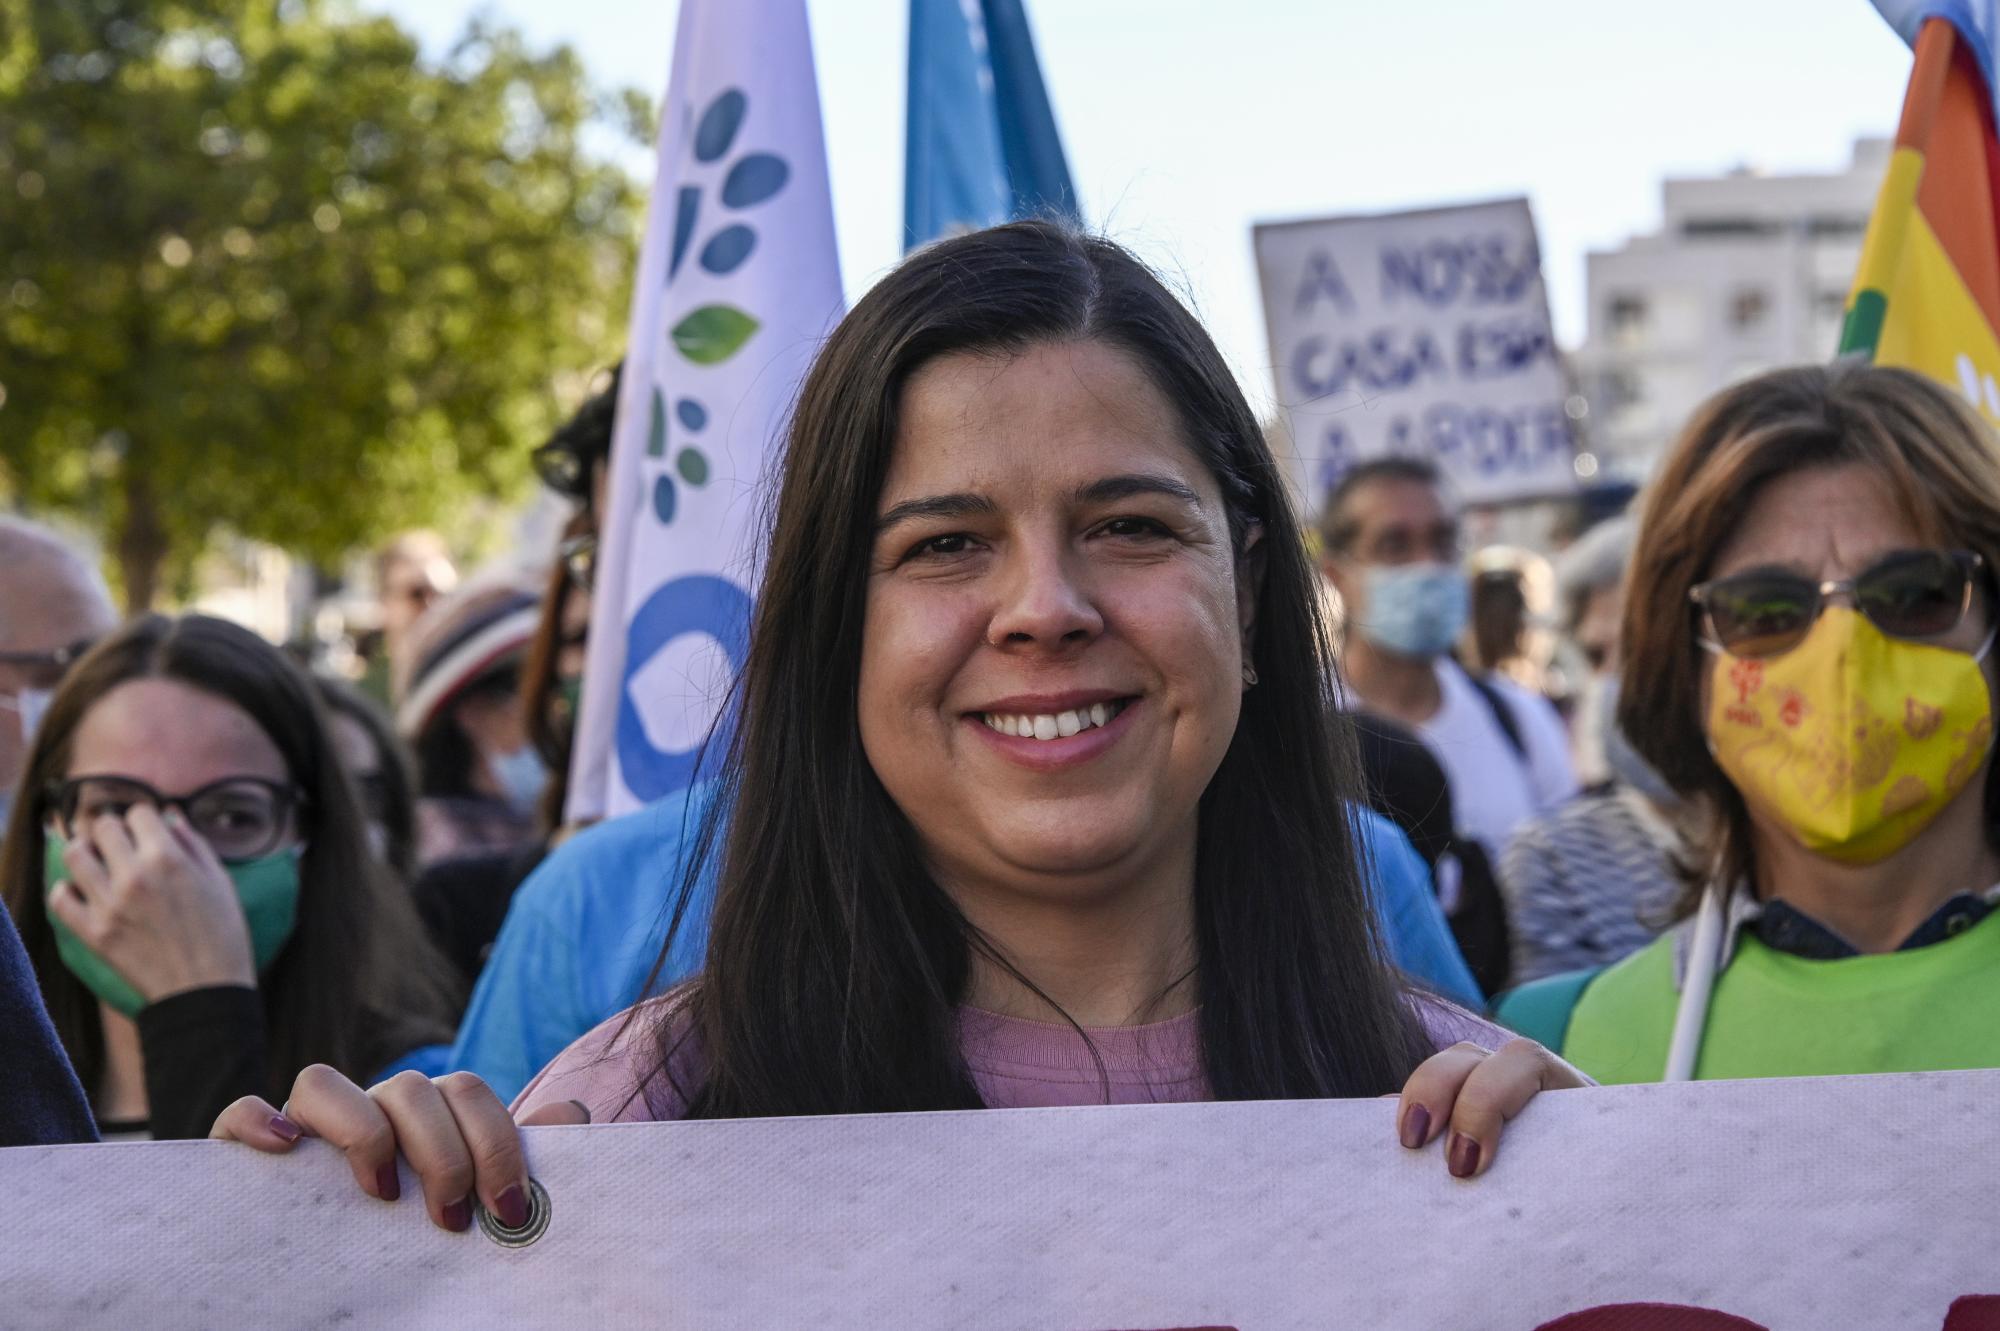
[1717,559,1816,581]
[1074,474,1204,508]
[875,492,997,532]
[875,475,1201,533]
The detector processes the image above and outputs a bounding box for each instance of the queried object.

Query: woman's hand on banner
[209,1066,589,1232]
[1395,1038,1585,1179]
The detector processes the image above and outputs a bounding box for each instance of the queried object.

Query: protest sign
[1253,197,1578,510]
[3,1069,1996,1328]
[566,0,844,821]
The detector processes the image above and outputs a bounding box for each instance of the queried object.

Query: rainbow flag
[1842,6,2000,421]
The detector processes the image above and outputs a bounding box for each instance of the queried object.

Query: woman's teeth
[981,700,1126,740]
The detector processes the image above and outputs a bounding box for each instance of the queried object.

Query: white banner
[4,1071,1997,1328]
[568,0,845,820]
[1254,197,1577,511]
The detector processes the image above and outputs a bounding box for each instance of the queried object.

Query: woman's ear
[1235,520,1267,649]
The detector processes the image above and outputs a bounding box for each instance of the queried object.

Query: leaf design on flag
[676,448,709,486]
[671,304,760,365]
[699,225,757,275]
[653,474,677,523]
[647,387,667,457]
[675,397,707,431]
[722,153,789,208]
[694,90,747,163]
[668,186,701,282]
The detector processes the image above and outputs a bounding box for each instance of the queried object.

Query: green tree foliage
[0,0,646,608]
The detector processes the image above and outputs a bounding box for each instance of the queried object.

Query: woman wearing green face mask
[1496,363,2000,1082]
[1,614,459,1139]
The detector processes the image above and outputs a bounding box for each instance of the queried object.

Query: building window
[1600,369,1644,412]
[1729,287,1770,332]
[1683,216,1778,237]
[1607,293,1648,339]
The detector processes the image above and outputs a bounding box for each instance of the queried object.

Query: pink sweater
[513,996,1513,1123]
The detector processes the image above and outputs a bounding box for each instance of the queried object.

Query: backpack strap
[1464,670,1529,765]
[1490,965,1604,1051]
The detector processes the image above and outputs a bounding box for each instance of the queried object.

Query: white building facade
[1572,139,1889,483]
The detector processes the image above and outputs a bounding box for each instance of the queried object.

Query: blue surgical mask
[1353,562,1469,660]
[488,745,548,814]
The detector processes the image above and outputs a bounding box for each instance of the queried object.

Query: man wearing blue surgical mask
[0,518,118,830]
[1319,459,1577,867]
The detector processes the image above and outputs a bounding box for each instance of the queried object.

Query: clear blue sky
[370,0,1913,414]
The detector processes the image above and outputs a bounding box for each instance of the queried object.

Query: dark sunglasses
[1690,548,1987,659]
[48,774,304,864]
[533,442,591,500]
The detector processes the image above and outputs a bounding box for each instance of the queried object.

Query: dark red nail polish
[441,1198,472,1232]
[1447,1133,1481,1179]
[375,1163,400,1202]
[1399,1103,1431,1150]
[266,1114,301,1143]
[494,1184,529,1231]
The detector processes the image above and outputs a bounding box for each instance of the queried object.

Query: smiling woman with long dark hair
[216,222,1578,1234]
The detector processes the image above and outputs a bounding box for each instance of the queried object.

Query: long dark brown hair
[642,220,1431,1118]
[2,614,459,1101]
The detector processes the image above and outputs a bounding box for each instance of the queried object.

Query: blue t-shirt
[446,791,1480,1103]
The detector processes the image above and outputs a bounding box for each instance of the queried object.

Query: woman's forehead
[1711,461,1931,578]
[882,341,1216,505]
[67,677,289,789]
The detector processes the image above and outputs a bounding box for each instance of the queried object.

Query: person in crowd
[1498,516,1684,987]
[0,518,118,825]
[1497,363,2000,1082]
[1558,516,1638,787]
[1468,566,1530,681]
[314,676,419,884]
[519,370,615,828]
[1348,708,1514,998]
[2,613,459,1138]
[396,574,547,865]
[361,531,458,704]
[1464,548,1558,697]
[214,223,1577,1231]
[404,375,621,989]
[1318,461,1578,864]
[1321,465,1576,994]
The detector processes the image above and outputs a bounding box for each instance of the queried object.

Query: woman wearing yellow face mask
[1497,362,2000,1082]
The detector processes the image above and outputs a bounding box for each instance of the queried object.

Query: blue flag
[904,0,1079,250]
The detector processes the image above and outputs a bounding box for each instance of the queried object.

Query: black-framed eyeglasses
[0,638,96,678]
[48,775,304,864]
[558,533,597,591]
[1691,548,1987,659]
